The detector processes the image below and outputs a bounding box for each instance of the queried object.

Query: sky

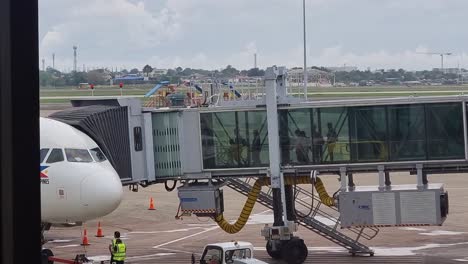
[39,0,468,72]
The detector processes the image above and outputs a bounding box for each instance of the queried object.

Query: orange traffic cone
[148,197,156,210]
[95,222,104,238]
[81,229,90,246]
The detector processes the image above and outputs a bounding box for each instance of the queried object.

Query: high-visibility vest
[113,242,126,261]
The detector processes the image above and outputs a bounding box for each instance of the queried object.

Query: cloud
[39,0,180,70]
[311,46,467,71]
[39,0,468,71]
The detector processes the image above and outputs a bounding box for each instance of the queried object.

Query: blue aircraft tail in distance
[221,82,241,98]
[144,81,170,97]
[194,84,203,93]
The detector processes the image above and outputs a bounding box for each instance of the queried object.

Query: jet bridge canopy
[49,104,133,181]
[199,99,466,172]
[51,94,468,182]
[49,98,156,185]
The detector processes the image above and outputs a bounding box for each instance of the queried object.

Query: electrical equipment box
[178,184,224,217]
[338,184,448,228]
[261,221,298,241]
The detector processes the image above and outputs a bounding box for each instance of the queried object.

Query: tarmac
[41,107,468,264]
[43,172,468,264]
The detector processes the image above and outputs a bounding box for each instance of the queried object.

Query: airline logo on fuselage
[40,165,50,184]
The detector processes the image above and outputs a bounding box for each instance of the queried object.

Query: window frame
[40,148,50,163]
[64,148,94,163]
[89,147,107,162]
[46,148,65,164]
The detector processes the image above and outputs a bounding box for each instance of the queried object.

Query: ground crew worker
[112,238,126,264]
[109,231,121,263]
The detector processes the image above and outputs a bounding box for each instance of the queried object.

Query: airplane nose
[80,168,123,218]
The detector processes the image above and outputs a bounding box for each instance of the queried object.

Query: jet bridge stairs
[226,177,378,255]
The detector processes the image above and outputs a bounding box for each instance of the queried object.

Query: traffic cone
[148,197,156,210]
[81,229,90,246]
[95,222,104,238]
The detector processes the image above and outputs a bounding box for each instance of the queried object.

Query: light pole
[302,0,308,100]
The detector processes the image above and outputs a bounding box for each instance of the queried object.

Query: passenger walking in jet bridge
[326,122,338,162]
[312,125,324,163]
[111,238,126,264]
[230,128,247,165]
[109,231,121,263]
[295,129,310,164]
[252,129,261,165]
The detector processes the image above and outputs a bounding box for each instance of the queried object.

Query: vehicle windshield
[202,247,222,264]
[225,248,251,262]
[90,147,107,162]
[65,148,93,163]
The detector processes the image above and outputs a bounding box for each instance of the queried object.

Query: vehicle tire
[266,240,282,260]
[281,238,308,264]
[41,248,54,264]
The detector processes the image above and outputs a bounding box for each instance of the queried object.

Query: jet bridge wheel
[41,248,54,264]
[281,237,308,264]
[266,240,282,259]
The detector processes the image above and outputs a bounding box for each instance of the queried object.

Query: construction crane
[417,52,452,72]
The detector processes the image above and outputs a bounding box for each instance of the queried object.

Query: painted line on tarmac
[129,227,205,234]
[50,239,73,243]
[152,226,219,249]
[126,252,176,260]
[55,244,81,248]
[419,230,466,236]
[186,223,217,227]
[158,247,202,255]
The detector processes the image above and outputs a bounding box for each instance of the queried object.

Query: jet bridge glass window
[133,126,143,151]
[40,148,50,163]
[349,106,388,162]
[388,104,426,161]
[425,103,464,159]
[46,148,64,163]
[65,149,93,163]
[90,147,107,162]
[279,107,351,165]
[200,110,269,169]
[319,107,351,163]
[279,109,315,165]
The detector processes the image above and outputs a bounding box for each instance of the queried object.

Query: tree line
[39,64,266,87]
[39,64,466,87]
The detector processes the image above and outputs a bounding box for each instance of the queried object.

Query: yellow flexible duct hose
[215,176,308,233]
[214,178,264,234]
[314,177,336,207]
[214,175,335,233]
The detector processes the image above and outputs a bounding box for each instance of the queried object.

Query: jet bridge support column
[262,66,308,264]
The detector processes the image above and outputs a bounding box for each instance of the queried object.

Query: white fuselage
[40,117,123,224]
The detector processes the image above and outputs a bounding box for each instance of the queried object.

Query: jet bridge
[51,90,468,182]
[49,66,464,264]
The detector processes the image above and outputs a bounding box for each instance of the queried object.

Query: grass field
[40,84,468,105]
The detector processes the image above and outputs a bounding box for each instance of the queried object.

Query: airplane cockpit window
[46,148,64,163]
[40,148,50,163]
[65,148,93,163]
[90,147,107,162]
